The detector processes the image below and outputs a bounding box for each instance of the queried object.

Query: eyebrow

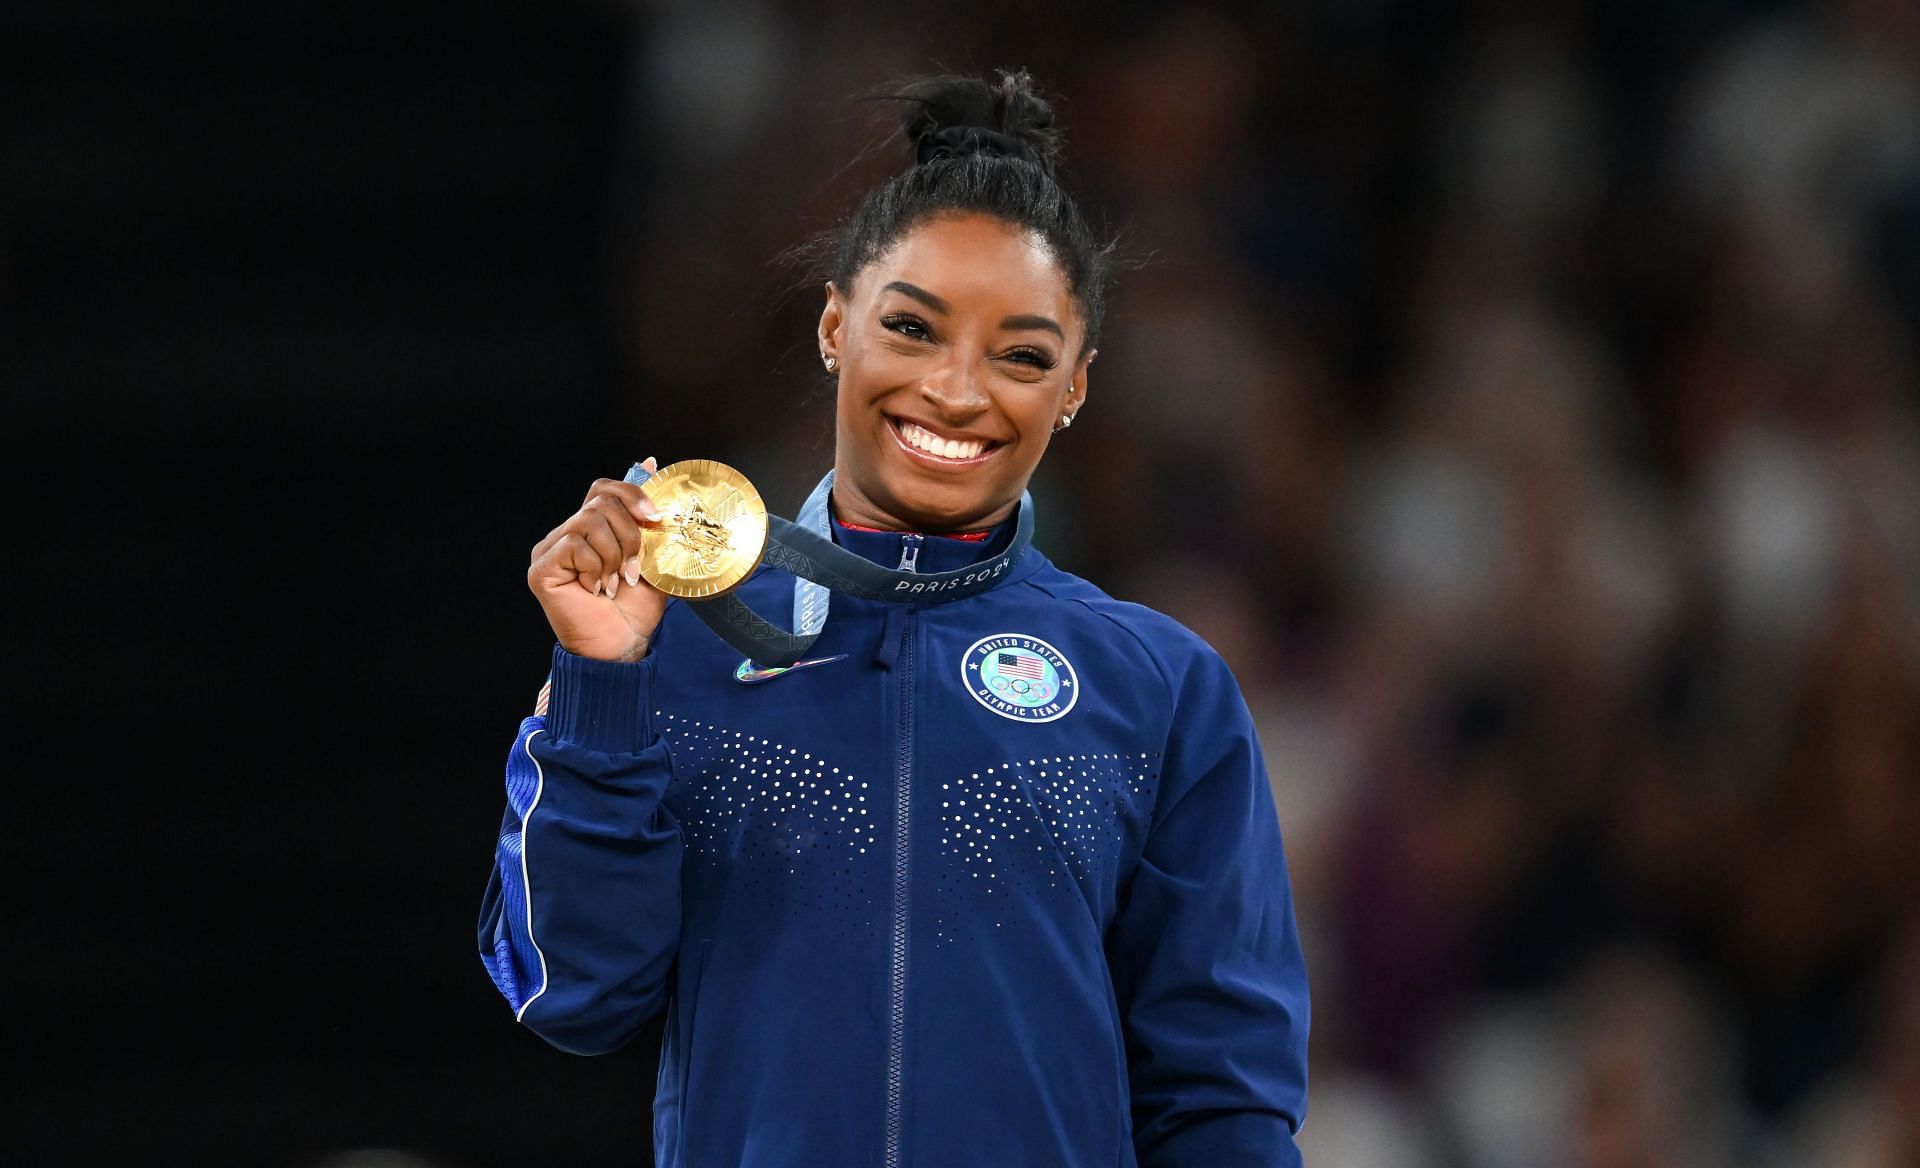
[882,281,1065,341]
[883,281,951,314]
[998,313,1064,340]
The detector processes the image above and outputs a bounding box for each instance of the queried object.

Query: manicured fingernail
[623,557,641,587]
[607,573,622,599]
[642,455,658,470]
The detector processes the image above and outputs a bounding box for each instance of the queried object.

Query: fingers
[526,467,676,661]
[593,475,663,594]
[533,475,667,600]
[580,476,663,526]
[554,532,609,597]
[575,503,636,598]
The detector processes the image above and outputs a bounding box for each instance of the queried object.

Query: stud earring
[823,354,837,372]
[1053,413,1075,433]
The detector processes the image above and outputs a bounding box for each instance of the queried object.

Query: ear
[818,281,846,362]
[1064,346,1095,419]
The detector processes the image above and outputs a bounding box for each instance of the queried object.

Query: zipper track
[884,603,916,1168]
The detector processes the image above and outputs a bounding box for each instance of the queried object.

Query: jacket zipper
[884,536,920,1168]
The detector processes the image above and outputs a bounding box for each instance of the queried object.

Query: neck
[829,476,1016,536]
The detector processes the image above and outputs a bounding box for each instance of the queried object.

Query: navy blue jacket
[479,520,1310,1167]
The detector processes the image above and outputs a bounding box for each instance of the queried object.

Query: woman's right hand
[529,464,668,662]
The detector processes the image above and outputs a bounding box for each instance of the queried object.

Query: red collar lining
[835,519,993,543]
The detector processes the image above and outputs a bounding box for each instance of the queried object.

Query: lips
[889,417,1000,465]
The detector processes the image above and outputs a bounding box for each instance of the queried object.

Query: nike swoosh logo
[733,654,849,685]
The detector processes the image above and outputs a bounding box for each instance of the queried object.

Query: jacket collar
[830,514,1018,577]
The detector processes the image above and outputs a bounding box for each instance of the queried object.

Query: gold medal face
[636,459,769,599]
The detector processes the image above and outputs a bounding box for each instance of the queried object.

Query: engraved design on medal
[636,459,770,599]
[671,496,732,573]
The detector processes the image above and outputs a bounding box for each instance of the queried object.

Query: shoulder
[1018,558,1234,695]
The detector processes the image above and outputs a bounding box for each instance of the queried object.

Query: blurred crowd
[596,0,1920,1164]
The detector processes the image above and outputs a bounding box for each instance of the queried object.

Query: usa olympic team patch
[961,633,1078,723]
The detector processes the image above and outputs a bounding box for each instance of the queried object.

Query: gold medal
[636,459,769,599]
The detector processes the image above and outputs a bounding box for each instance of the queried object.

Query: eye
[1001,347,1057,370]
[880,312,933,342]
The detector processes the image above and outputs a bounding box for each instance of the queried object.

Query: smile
[889,418,1000,466]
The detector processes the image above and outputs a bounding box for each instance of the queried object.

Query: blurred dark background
[8,1,1919,1165]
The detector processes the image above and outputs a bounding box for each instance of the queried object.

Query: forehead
[859,213,1080,330]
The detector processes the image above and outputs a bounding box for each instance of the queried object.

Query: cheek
[846,341,926,389]
[839,353,934,431]
[834,373,896,453]
[1009,389,1065,438]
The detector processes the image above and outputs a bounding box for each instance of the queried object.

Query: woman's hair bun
[811,67,1112,349]
[898,70,1062,172]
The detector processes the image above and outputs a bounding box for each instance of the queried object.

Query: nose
[918,352,989,423]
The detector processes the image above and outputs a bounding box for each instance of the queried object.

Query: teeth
[899,421,985,460]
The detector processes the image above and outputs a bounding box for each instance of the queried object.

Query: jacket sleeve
[1107,644,1310,1167]
[477,642,684,1055]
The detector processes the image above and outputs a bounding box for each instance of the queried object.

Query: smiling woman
[479,69,1310,1168]
[823,213,1091,532]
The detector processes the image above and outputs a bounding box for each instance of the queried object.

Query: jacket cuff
[544,643,654,752]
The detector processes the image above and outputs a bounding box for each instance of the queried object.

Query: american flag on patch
[997,651,1046,680]
[534,675,552,716]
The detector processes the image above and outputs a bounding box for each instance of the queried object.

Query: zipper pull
[897,533,923,573]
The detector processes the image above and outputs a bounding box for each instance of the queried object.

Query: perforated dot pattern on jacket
[656,712,880,928]
[930,751,1162,946]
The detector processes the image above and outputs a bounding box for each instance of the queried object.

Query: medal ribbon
[625,464,1032,666]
